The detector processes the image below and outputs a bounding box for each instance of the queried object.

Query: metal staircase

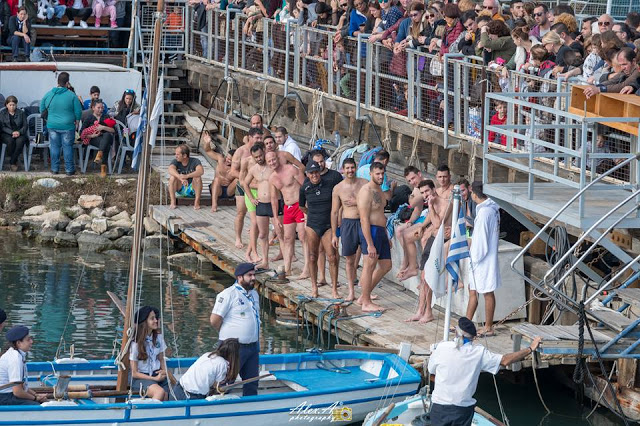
[130,3,191,147]
[481,90,640,359]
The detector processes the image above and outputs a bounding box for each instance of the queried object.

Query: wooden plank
[588,310,633,332]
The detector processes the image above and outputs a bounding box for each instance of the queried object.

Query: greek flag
[446,203,470,291]
[131,76,164,171]
[131,90,147,171]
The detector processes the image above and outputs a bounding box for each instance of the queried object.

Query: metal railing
[133,0,188,63]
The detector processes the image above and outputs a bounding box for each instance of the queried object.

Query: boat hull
[1,351,421,425]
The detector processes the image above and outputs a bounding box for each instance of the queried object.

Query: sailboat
[362,187,501,426]
[0,2,421,424]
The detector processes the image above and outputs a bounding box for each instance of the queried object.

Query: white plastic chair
[83,137,113,175]
[113,120,134,174]
[0,142,29,171]
[26,113,49,171]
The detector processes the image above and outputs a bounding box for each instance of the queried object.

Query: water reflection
[0,231,310,360]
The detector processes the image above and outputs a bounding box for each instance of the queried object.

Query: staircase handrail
[585,252,640,306]
[509,153,640,309]
[544,188,640,290]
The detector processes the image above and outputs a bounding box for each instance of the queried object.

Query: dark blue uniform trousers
[430,403,475,426]
[238,341,260,396]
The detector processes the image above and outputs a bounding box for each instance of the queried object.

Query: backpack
[358,146,382,168]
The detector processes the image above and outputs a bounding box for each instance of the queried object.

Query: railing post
[213,10,219,62]
[453,59,461,135]
[233,13,240,69]
[293,25,300,86]
[356,33,370,121]
[364,41,372,108]
[284,18,294,96]
[262,18,270,76]
[579,120,588,218]
[528,115,535,199]
[482,94,491,184]
[443,53,463,150]
[327,33,334,96]
[407,51,415,120]
[374,43,380,108]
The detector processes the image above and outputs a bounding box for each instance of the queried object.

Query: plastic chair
[83,139,113,175]
[0,142,29,171]
[26,113,50,171]
[113,120,134,174]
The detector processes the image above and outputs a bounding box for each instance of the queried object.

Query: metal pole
[443,53,463,150]
[443,185,461,342]
[356,33,370,121]
[116,0,165,393]
[284,18,293,96]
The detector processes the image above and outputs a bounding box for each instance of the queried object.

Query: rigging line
[55,257,87,360]
[585,360,617,420]
[531,349,551,414]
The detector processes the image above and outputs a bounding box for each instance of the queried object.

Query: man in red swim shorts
[267,151,308,277]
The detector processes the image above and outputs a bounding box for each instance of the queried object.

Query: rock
[113,236,133,251]
[54,231,78,247]
[90,208,106,218]
[103,227,126,240]
[115,178,129,186]
[143,235,175,255]
[43,217,70,231]
[47,192,71,206]
[65,220,85,235]
[3,194,17,212]
[104,249,128,258]
[0,217,8,226]
[110,211,131,222]
[143,217,162,234]
[24,205,47,216]
[78,195,104,210]
[105,206,120,218]
[108,219,133,230]
[77,231,113,253]
[32,178,61,188]
[90,218,108,234]
[72,178,87,185]
[36,229,57,245]
[65,205,85,220]
[22,211,70,231]
[74,214,92,224]
[168,252,199,268]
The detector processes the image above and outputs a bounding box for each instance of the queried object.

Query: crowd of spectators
[0,0,130,61]
[0,73,140,174]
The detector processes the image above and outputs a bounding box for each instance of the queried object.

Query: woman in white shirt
[0,326,46,405]
[172,338,240,400]
[129,306,169,401]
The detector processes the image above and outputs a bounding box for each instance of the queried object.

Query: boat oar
[31,385,118,392]
[371,402,396,426]
[216,373,273,394]
[37,390,131,399]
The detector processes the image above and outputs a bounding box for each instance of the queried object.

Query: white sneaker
[67,20,75,27]
[80,20,88,28]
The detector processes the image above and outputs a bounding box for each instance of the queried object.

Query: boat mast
[116,0,166,392]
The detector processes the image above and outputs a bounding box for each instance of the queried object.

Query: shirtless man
[242,113,271,145]
[300,161,343,299]
[244,144,281,269]
[240,141,266,262]
[331,158,367,301]
[230,127,263,249]
[268,151,308,277]
[435,164,453,201]
[395,166,426,280]
[203,134,236,212]
[406,180,450,323]
[357,162,392,312]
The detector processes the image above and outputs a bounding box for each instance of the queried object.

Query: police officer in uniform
[210,263,261,396]
[0,326,46,405]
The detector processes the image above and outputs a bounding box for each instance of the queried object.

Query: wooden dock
[149,202,535,366]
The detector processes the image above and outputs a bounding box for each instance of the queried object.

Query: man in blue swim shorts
[357,161,392,313]
[331,158,367,302]
[168,144,204,210]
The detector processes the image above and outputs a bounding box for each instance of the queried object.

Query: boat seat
[272,366,377,391]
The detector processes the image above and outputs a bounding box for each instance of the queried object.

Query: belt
[239,341,258,347]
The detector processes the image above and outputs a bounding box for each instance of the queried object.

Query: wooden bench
[569,85,640,136]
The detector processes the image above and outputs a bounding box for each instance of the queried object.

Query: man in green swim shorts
[240,140,265,263]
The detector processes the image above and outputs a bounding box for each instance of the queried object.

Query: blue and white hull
[1,351,421,425]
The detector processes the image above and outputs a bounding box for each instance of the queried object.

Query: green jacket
[40,87,82,131]
[479,33,517,64]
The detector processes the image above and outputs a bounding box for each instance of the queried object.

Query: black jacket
[0,108,28,138]
[8,15,30,37]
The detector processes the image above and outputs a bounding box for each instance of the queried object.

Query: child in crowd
[92,0,117,27]
[488,100,507,147]
[37,0,66,26]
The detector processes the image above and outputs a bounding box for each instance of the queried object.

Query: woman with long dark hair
[172,338,241,400]
[0,326,46,405]
[129,306,169,401]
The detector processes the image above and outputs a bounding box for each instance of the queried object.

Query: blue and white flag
[131,90,148,171]
[423,222,447,307]
[446,203,470,291]
[131,76,164,170]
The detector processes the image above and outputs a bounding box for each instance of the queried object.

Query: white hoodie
[469,198,501,293]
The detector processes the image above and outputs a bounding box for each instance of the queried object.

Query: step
[164,99,183,105]
[161,124,185,129]
[157,136,190,143]
[164,87,181,93]
[616,289,640,309]
[163,75,180,81]
[588,309,634,332]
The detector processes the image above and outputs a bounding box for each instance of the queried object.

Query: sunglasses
[598,21,611,26]
[428,13,435,17]
[409,12,420,17]
[378,0,389,3]
[340,2,348,6]
[533,12,544,17]
[125,89,135,95]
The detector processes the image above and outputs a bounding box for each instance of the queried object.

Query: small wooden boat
[363,394,504,426]
[0,351,420,425]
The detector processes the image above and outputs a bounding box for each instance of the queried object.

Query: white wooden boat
[363,394,504,426]
[0,350,421,425]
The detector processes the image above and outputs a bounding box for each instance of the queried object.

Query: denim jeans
[9,35,30,59]
[46,5,67,19]
[49,129,76,173]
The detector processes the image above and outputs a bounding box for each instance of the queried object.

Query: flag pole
[443,185,461,342]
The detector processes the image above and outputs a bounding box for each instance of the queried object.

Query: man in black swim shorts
[300,161,343,299]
